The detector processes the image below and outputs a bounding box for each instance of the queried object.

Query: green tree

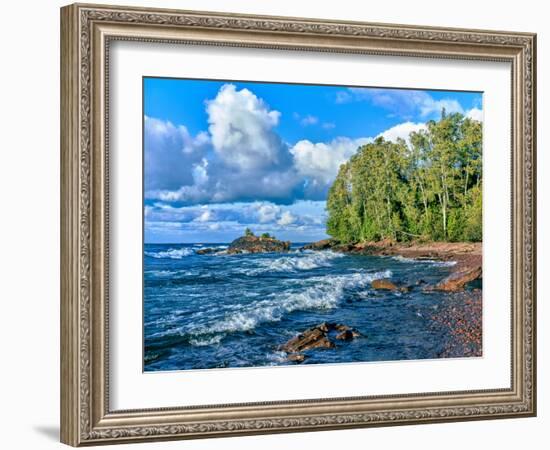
[244,227,254,237]
[326,112,482,243]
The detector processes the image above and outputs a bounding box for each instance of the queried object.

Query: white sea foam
[146,270,175,277]
[145,248,193,259]
[239,250,344,275]
[391,255,457,267]
[185,269,392,346]
[188,335,224,346]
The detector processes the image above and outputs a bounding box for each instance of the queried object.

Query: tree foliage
[326,112,482,243]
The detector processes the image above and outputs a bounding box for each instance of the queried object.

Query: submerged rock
[227,235,291,254]
[426,265,482,292]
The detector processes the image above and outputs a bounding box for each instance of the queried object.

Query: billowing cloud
[194,207,214,223]
[206,84,288,171]
[377,121,427,144]
[145,84,477,212]
[290,137,371,189]
[257,203,280,223]
[144,116,210,191]
[144,200,327,242]
[466,107,483,122]
[146,84,302,205]
[277,211,296,226]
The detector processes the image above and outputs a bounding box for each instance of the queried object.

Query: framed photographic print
[60,3,537,446]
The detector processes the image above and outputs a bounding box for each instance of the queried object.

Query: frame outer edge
[528,33,536,416]
[61,2,537,445]
[61,4,81,447]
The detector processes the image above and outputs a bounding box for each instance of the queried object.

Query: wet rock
[426,265,482,292]
[227,235,291,254]
[280,326,335,353]
[371,279,410,293]
[301,239,335,251]
[195,247,217,255]
[335,329,359,341]
[280,322,361,354]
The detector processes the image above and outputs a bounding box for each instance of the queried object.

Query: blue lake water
[144,243,470,371]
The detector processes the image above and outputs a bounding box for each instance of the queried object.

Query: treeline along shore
[326,111,482,244]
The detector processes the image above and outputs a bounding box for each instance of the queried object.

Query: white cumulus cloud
[277,211,296,226]
[290,137,372,187]
[144,116,210,191]
[466,107,483,122]
[206,84,287,171]
[377,121,427,144]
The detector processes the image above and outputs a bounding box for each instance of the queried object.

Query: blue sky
[144,77,482,243]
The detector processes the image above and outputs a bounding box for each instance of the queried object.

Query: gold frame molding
[60,3,537,446]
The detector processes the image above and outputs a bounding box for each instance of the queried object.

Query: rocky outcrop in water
[425,264,482,292]
[227,235,290,254]
[195,247,217,255]
[371,279,410,293]
[280,322,361,363]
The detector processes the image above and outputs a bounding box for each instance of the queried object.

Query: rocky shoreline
[303,239,482,293]
[223,236,483,362]
[276,238,483,363]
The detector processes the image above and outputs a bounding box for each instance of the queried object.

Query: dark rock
[195,247,217,255]
[316,322,331,333]
[332,243,356,252]
[335,330,355,341]
[280,322,361,353]
[280,326,335,353]
[301,239,335,251]
[227,235,291,254]
[426,265,482,292]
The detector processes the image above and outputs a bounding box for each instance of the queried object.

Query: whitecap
[239,250,344,275]
[145,248,193,259]
[183,269,392,346]
[391,255,457,267]
[188,335,223,346]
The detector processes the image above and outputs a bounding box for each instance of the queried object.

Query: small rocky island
[227,229,291,255]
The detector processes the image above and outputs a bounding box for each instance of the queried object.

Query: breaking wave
[239,250,344,275]
[145,248,193,259]
[183,269,391,346]
[391,255,457,267]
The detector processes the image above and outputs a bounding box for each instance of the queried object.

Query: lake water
[144,243,472,371]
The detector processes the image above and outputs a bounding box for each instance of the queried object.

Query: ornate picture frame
[60,3,536,446]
